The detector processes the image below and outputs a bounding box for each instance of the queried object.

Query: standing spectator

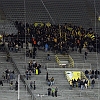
[46,54,51,61]
[69,80,73,90]
[50,77,54,86]
[5,69,9,79]
[79,44,82,53]
[84,80,88,89]
[15,44,18,52]
[28,70,32,80]
[89,70,92,79]
[37,64,41,74]
[91,78,95,89]
[30,81,33,89]
[84,51,88,60]
[7,73,10,83]
[25,70,29,80]
[95,69,98,79]
[77,78,81,88]
[15,81,18,91]
[51,87,55,97]
[45,43,49,52]
[48,87,51,96]
[0,80,3,86]
[47,79,51,86]
[10,81,13,90]
[6,53,10,62]
[35,67,39,75]
[73,79,77,87]
[12,70,15,79]
[55,87,58,97]
[2,72,6,82]
[33,47,37,59]
[80,80,84,90]
[91,70,95,78]
[46,71,48,81]
[85,70,89,78]
[33,81,36,90]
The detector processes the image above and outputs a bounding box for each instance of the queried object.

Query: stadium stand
[0,0,100,100]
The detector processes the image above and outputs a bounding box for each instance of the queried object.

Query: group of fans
[1,69,18,90]
[4,21,100,55]
[25,60,42,80]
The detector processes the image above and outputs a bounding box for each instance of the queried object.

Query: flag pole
[18,74,20,100]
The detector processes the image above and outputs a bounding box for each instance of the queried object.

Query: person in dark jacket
[84,51,88,60]
[48,87,51,96]
[0,80,3,86]
[15,81,18,90]
[46,71,48,81]
[55,87,58,97]
[91,79,95,89]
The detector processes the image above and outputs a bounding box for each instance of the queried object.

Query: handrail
[55,55,60,65]
[4,42,36,100]
[74,63,92,69]
[55,54,74,68]
[68,55,74,68]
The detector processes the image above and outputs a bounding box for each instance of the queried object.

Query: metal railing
[74,63,92,69]
[4,42,36,100]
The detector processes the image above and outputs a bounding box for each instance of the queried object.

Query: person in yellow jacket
[35,67,38,75]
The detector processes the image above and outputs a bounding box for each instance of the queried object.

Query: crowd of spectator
[69,78,88,90]
[68,68,100,90]
[2,21,100,97]
[4,21,100,55]
[1,68,18,90]
[85,69,100,79]
[25,60,41,80]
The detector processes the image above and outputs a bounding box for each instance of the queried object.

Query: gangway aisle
[0,50,32,100]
